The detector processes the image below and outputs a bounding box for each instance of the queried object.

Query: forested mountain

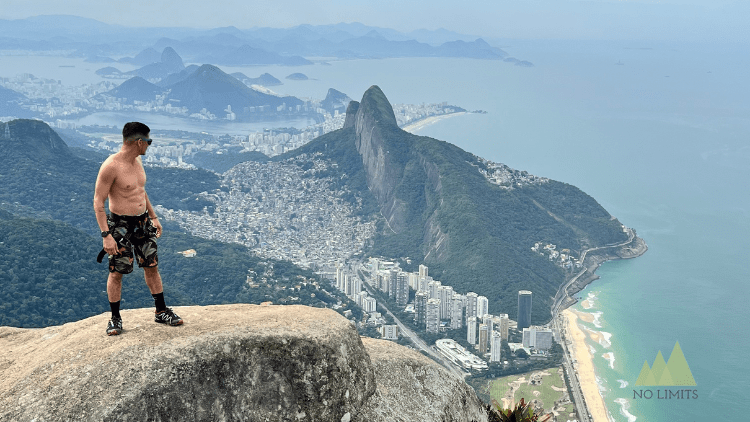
[0,119,352,328]
[277,86,631,322]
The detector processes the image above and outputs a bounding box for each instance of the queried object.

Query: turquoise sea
[4,39,748,420]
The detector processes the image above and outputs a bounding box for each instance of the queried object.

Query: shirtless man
[94,122,183,335]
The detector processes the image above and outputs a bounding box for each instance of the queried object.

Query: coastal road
[548,228,635,422]
[552,314,593,422]
[354,264,469,379]
[550,227,636,319]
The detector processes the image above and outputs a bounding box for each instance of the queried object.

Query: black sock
[152,292,167,312]
[110,301,121,319]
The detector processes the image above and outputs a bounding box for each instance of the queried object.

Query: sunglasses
[138,138,153,145]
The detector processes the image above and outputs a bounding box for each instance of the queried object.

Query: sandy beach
[402,111,466,133]
[563,309,611,422]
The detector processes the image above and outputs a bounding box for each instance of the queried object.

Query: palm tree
[489,398,552,422]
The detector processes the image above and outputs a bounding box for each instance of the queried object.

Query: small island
[286,73,309,81]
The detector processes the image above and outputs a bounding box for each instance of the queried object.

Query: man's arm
[94,160,119,255]
[93,161,115,233]
[144,192,162,238]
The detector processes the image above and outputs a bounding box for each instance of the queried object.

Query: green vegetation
[471,368,565,421]
[278,88,628,324]
[0,119,224,236]
[0,120,354,328]
[0,210,351,328]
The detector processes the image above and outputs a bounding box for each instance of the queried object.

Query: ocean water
[411,41,750,421]
[4,40,748,420]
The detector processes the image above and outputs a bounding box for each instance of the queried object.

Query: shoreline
[563,309,611,422]
[558,234,648,421]
[401,111,467,133]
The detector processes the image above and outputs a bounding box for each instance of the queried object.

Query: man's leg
[106,272,124,335]
[144,266,183,325]
[143,265,163,296]
[107,271,124,302]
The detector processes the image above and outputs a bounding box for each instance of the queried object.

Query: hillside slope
[282,86,632,322]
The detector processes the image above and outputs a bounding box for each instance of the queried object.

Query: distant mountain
[277,86,635,324]
[0,119,347,328]
[215,44,312,66]
[164,64,303,116]
[156,64,200,87]
[127,47,185,81]
[320,88,352,115]
[0,86,31,118]
[101,77,164,102]
[118,47,161,65]
[0,119,220,233]
[436,39,506,59]
[286,73,308,80]
[95,66,126,78]
[230,72,282,87]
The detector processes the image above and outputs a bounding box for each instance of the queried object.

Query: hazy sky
[1,0,747,42]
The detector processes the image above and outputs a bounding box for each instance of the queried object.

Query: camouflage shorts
[107,211,158,274]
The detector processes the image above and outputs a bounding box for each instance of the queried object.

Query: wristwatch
[101,230,110,238]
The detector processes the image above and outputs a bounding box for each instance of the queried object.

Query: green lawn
[485,367,570,415]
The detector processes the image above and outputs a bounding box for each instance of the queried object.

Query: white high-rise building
[467,316,478,345]
[379,325,399,340]
[522,326,554,350]
[352,277,362,298]
[371,258,380,273]
[417,275,431,292]
[409,273,419,290]
[356,291,367,307]
[427,298,441,333]
[466,292,478,324]
[363,297,377,313]
[450,295,464,329]
[428,280,441,299]
[483,314,494,334]
[336,263,345,291]
[490,331,503,362]
[438,286,454,319]
[477,295,489,318]
[419,264,429,277]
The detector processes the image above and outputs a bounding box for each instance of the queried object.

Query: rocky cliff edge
[0,304,488,422]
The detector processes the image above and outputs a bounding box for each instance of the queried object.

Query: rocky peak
[0,119,71,160]
[353,86,409,233]
[0,304,488,422]
[343,100,359,129]
[161,46,185,70]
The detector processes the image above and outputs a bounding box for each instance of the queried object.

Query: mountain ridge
[282,85,636,322]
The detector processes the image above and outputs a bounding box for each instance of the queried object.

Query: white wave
[614,398,637,422]
[602,352,615,369]
[595,375,607,394]
[591,311,603,328]
[589,344,597,355]
[617,379,629,388]
[600,331,612,348]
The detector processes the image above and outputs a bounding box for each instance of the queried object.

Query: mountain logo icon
[635,341,696,386]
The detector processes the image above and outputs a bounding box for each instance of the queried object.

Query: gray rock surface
[0,304,488,422]
[359,338,488,422]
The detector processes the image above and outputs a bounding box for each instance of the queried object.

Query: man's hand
[152,218,162,238]
[103,235,118,255]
